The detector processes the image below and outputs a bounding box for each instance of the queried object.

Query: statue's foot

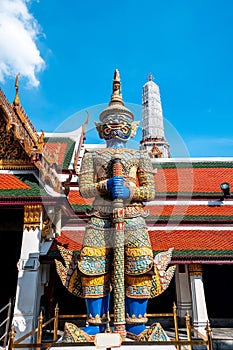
[126,324,146,335]
[62,322,98,343]
[84,324,106,335]
[126,322,169,342]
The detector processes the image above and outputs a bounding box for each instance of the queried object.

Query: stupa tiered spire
[140,73,170,158]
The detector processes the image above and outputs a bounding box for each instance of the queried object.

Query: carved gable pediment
[0,117,34,169]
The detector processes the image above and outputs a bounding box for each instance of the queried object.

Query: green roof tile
[154,161,233,169]
[153,249,233,258]
[148,215,233,222]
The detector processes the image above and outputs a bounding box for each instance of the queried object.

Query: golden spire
[109,69,124,106]
[13,73,20,106]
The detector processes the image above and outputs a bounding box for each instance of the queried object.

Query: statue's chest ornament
[94,151,138,177]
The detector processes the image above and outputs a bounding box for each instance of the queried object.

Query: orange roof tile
[155,168,232,194]
[68,167,232,207]
[44,143,67,165]
[52,229,233,258]
[0,174,31,189]
[149,230,233,251]
[145,205,233,218]
[68,190,93,205]
[54,230,84,251]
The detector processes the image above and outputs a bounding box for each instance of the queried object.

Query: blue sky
[0,0,233,157]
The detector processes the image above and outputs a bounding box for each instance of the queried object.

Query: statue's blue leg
[84,294,110,335]
[125,296,170,341]
[125,296,148,335]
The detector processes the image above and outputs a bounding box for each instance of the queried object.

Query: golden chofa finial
[82,110,90,135]
[110,69,124,106]
[13,73,20,106]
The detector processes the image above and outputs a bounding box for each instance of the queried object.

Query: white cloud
[0,0,45,87]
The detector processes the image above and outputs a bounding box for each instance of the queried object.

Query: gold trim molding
[24,205,42,231]
[188,264,202,276]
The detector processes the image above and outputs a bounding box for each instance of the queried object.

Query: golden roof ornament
[82,110,90,135]
[13,73,20,106]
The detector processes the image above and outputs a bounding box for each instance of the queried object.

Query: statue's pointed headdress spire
[110,69,124,106]
[13,73,20,106]
[99,69,134,122]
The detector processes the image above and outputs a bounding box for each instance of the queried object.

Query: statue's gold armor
[78,147,156,299]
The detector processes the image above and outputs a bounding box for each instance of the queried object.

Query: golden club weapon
[111,151,126,338]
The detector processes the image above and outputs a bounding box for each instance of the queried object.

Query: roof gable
[0,87,63,193]
[44,137,75,169]
[0,116,34,169]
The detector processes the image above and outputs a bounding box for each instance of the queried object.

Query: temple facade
[0,73,232,340]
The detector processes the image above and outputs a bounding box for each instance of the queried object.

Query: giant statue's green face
[95,115,133,142]
[102,119,132,142]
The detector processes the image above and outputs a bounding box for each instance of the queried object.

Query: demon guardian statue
[56,70,176,342]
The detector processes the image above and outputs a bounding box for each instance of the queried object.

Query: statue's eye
[104,127,111,135]
[122,126,130,134]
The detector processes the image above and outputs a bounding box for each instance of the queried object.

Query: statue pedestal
[51,344,176,350]
[53,323,176,349]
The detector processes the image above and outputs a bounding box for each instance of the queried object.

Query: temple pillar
[189,264,209,335]
[175,264,192,319]
[13,205,43,342]
[55,209,61,236]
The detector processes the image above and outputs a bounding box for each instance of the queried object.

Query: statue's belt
[86,206,149,218]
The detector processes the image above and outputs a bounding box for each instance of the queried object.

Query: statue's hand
[107,176,130,199]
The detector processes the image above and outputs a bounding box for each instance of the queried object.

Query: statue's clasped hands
[107,176,130,199]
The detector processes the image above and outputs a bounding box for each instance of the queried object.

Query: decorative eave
[0,194,76,217]
[170,258,233,265]
[0,196,59,205]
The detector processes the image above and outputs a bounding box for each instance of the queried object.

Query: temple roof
[48,158,233,263]
[149,229,233,252]
[43,127,84,170]
[145,204,233,223]
[0,87,63,193]
[0,174,47,198]
[0,174,31,190]
[149,229,233,262]
[44,137,76,169]
[153,162,233,197]
[68,160,233,210]
[48,228,233,263]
